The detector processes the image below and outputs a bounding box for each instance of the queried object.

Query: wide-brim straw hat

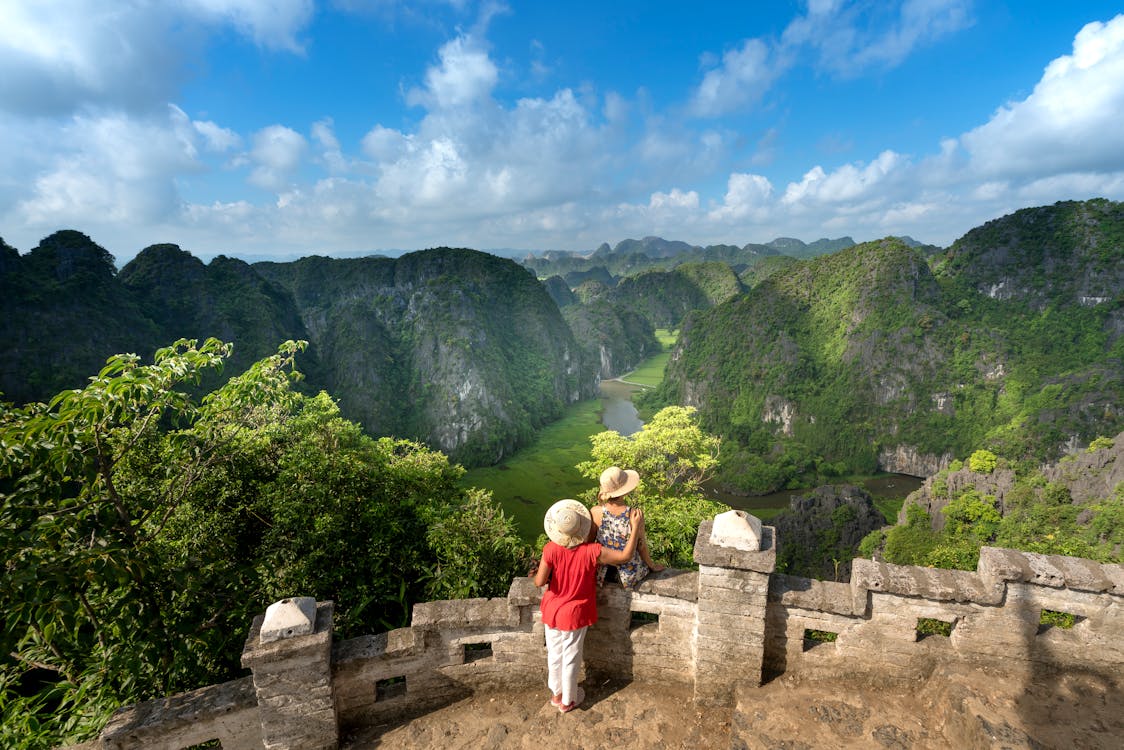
[599,466,640,499]
[544,499,592,548]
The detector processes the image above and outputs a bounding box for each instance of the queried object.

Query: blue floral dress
[596,504,649,589]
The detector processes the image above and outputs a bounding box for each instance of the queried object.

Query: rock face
[255,248,595,465]
[878,443,955,477]
[898,431,1123,531]
[661,200,1124,480]
[0,238,595,466]
[771,485,888,580]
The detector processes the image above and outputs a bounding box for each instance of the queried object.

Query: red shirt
[540,541,601,631]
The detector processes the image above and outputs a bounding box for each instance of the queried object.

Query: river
[597,378,924,513]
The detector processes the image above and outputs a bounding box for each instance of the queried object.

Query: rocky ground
[343,665,1123,749]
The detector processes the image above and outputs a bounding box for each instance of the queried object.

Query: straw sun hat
[599,466,640,499]
[544,499,592,548]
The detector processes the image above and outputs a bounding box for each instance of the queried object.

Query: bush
[968,449,998,474]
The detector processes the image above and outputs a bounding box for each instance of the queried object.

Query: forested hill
[0,235,592,465]
[254,249,592,464]
[655,199,1124,493]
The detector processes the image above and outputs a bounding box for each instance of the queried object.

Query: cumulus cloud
[247,125,308,190]
[960,15,1124,179]
[690,39,787,117]
[183,0,314,52]
[0,1,315,117]
[710,174,775,222]
[406,34,499,109]
[17,110,201,228]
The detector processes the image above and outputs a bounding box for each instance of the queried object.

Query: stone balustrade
[82,516,1123,750]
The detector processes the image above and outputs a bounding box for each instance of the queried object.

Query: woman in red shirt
[533,498,643,713]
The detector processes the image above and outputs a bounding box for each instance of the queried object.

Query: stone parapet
[81,516,1124,748]
[693,519,776,571]
[241,601,337,750]
[99,676,261,750]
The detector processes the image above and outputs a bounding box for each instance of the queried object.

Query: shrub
[968,449,998,473]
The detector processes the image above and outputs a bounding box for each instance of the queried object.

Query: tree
[1,338,531,748]
[576,406,726,567]
[1,338,303,746]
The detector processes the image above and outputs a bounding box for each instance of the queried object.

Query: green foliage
[968,449,998,474]
[1039,609,1077,629]
[882,504,939,566]
[425,489,533,600]
[576,406,726,567]
[804,629,838,643]
[0,339,530,747]
[658,202,1124,490]
[916,618,953,637]
[858,529,885,558]
[1087,435,1115,453]
[941,490,1001,539]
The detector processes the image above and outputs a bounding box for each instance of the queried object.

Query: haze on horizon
[2,1,1124,265]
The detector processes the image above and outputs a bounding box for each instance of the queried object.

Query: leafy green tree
[968,449,998,474]
[577,406,726,567]
[1,339,530,748]
[0,338,302,746]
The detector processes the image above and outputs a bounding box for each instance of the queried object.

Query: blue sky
[2,1,1124,263]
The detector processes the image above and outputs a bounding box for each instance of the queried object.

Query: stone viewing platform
[72,510,1123,749]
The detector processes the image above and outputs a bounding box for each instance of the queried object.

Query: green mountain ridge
[0,236,593,466]
[654,199,1123,493]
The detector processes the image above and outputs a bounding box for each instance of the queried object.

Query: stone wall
[79,523,1124,749]
[766,547,1124,685]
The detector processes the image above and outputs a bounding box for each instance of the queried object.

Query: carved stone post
[692,511,776,705]
[241,597,338,750]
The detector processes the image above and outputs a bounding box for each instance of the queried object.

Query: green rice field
[460,398,604,539]
[618,328,676,387]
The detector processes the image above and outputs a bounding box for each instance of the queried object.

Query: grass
[461,399,604,539]
[462,330,680,540]
[619,329,677,387]
[873,497,906,524]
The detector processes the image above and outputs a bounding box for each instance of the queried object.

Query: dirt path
[342,680,731,750]
[343,663,1123,749]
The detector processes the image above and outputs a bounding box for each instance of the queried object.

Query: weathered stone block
[260,597,317,644]
[709,509,763,551]
[694,520,776,572]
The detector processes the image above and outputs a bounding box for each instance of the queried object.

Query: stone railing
[82,512,1124,749]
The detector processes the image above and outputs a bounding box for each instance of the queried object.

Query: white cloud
[691,39,786,117]
[181,0,314,52]
[783,151,905,206]
[193,119,242,152]
[709,174,774,222]
[0,1,315,117]
[17,111,200,227]
[960,15,1124,179]
[406,34,498,109]
[248,125,307,190]
[689,0,972,118]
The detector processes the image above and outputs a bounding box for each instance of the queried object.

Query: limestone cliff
[657,200,1124,490]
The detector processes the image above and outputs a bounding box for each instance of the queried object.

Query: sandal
[557,686,584,713]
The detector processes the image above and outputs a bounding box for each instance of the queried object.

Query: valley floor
[342,664,1122,749]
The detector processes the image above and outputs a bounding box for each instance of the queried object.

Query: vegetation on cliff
[862,434,1124,570]
[0,236,591,467]
[652,200,1123,494]
[0,340,529,748]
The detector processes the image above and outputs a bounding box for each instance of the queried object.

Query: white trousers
[544,624,587,706]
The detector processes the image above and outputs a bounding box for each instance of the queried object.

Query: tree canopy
[0,338,529,748]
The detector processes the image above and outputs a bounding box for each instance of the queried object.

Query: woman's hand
[629,507,644,534]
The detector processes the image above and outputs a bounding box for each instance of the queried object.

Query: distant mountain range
[2,200,1118,478]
